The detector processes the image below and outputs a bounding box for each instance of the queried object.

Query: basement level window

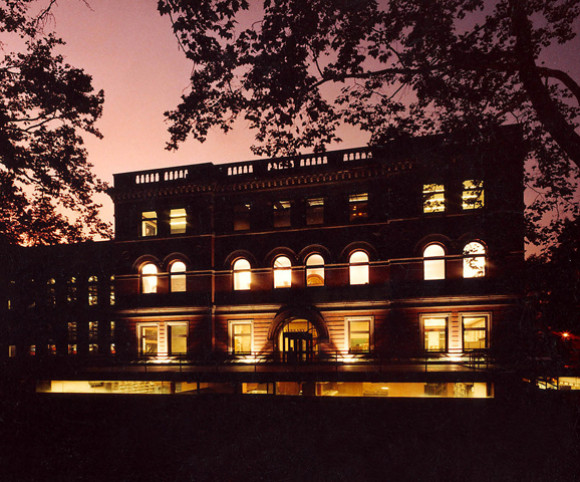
[141,211,157,237]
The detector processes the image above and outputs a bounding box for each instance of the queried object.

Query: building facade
[0,127,525,392]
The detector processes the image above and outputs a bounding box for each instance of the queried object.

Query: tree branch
[537,66,580,107]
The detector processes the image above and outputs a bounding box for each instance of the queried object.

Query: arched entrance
[278,319,318,363]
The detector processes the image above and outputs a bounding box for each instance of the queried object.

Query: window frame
[422,184,445,213]
[345,316,373,353]
[233,203,252,231]
[462,179,484,210]
[463,242,486,278]
[167,322,188,356]
[141,263,159,294]
[88,275,99,306]
[461,313,490,351]
[228,320,253,355]
[423,244,446,280]
[348,193,369,222]
[169,208,187,235]
[273,255,292,288]
[273,200,292,228]
[421,314,449,353]
[306,197,325,225]
[349,250,370,285]
[141,211,158,237]
[233,258,252,291]
[169,260,187,293]
[305,254,325,287]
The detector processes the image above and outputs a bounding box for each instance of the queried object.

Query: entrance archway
[278,318,318,362]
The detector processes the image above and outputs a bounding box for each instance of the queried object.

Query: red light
[562,332,570,339]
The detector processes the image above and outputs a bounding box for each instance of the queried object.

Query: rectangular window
[347,318,372,353]
[110,343,116,355]
[89,344,98,355]
[68,344,77,355]
[234,203,251,231]
[67,322,77,343]
[349,193,369,221]
[170,208,187,234]
[463,315,488,350]
[109,276,115,306]
[141,211,158,237]
[230,321,252,355]
[462,180,484,210]
[168,324,188,355]
[48,344,57,356]
[8,345,16,358]
[88,283,98,306]
[89,321,98,342]
[306,198,324,225]
[273,200,291,227]
[29,345,36,356]
[423,316,447,352]
[140,325,158,356]
[110,321,116,340]
[423,184,445,213]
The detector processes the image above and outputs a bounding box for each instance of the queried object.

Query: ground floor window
[346,317,372,353]
[423,316,448,352]
[462,315,489,350]
[138,322,188,357]
[229,320,253,355]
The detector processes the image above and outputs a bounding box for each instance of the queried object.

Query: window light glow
[306,254,324,286]
[273,256,292,288]
[170,208,187,234]
[141,211,157,237]
[424,317,447,352]
[423,184,445,213]
[423,244,445,280]
[463,316,488,350]
[463,242,486,278]
[170,261,186,292]
[349,193,369,221]
[141,263,158,293]
[462,180,484,210]
[233,258,251,290]
[349,251,369,285]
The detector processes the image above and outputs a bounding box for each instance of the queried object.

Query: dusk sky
[29,1,580,226]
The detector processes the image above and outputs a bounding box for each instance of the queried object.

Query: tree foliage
[158,0,580,245]
[0,0,110,245]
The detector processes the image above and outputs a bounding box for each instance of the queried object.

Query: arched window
[233,258,251,290]
[349,250,369,285]
[170,261,186,292]
[306,254,325,286]
[423,244,445,280]
[273,256,292,288]
[463,242,486,278]
[141,263,158,293]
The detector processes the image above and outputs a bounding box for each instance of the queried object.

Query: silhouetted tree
[0,0,110,245]
[158,0,579,244]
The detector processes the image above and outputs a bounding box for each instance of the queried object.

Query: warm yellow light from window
[141,263,158,293]
[424,317,447,352]
[306,254,324,286]
[423,244,445,280]
[463,316,487,350]
[423,184,445,213]
[233,258,251,290]
[170,208,187,234]
[141,211,157,237]
[463,242,486,278]
[170,261,186,292]
[349,251,369,285]
[274,256,292,288]
[462,180,484,210]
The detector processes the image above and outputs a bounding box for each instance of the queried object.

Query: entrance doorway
[278,319,318,362]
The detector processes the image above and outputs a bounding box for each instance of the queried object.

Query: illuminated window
[141,211,157,237]
[48,344,57,356]
[424,317,447,352]
[8,345,16,358]
[463,242,486,278]
[273,200,291,227]
[89,321,98,342]
[348,318,371,353]
[306,254,325,287]
[46,278,56,307]
[29,345,36,356]
[230,321,252,355]
[170,261,186,292]
[170,208,187,234]
[349,193,368,221]
[463,315,488,350]
[273,256,292,288]
[168,323,187,355]
[140,325,158,356]
[306,198,324,225]
[110,343,116,355]
[423,184,445,213]
[349,251,369,285]
[423,244,445,280]
[141,263,158,293]
[68,344,77,355]
[89,343,99,355]
[88,275,98,306]
[66,277,77,304]
[234,203,251,231]
[109,275,115,306]
[233,258,251,291]
[67,322,77,344]
[462,180,484,210]
[110,321,116,340]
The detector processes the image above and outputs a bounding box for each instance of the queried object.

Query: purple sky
[32,1,580,228]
